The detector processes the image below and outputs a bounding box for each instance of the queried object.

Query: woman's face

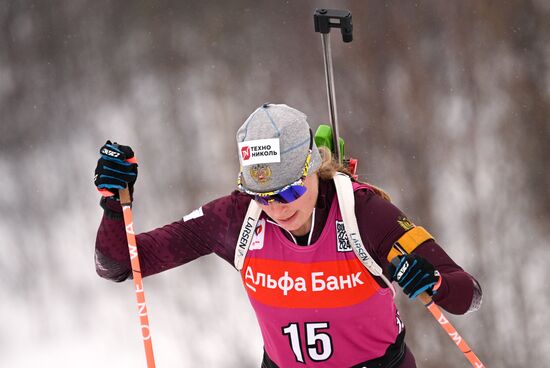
[258,173,319,236]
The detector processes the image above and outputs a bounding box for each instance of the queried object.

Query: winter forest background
[1,1,549,367]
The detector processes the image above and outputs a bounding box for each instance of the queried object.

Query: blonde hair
[317,146,392,201]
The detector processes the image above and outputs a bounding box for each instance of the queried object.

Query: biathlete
[94,103,482,368]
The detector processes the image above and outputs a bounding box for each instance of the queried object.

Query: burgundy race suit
[95,178,481,367]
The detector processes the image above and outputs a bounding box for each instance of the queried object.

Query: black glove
[94,140,138,199]
[389,254,441,299]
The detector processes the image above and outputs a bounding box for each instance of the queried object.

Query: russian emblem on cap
[249,164,272,185]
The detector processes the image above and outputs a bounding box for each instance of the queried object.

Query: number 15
[282,322,333,363]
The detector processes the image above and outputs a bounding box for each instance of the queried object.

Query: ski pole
[120,187,157,368]
[314,8,353,165]
[390,254,485,368]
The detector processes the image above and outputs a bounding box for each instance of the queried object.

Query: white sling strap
[333,173,396,297]
[234,199,262,271]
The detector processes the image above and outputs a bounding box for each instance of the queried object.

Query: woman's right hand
[94,140,138,199]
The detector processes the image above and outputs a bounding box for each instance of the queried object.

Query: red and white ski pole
[391,253,485,368]
[416,292,485,367]
[120,187,156,368]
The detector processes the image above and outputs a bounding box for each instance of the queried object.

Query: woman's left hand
[389,254,441,299]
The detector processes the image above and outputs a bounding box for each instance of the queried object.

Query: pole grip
[119,187,132,205]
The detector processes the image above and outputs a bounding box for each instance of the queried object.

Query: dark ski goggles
[246,177,309,205]
[237,131,313,205]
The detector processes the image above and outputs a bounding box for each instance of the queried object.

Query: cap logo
[238,138,280,167]
[249,164,272,185]
[241,146,251,160]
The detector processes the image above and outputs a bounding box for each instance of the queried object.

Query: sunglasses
[237,130,313,205]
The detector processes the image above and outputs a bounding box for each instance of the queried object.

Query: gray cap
[236,103,322,193]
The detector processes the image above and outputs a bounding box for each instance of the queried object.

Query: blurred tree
[0,0,548,367]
